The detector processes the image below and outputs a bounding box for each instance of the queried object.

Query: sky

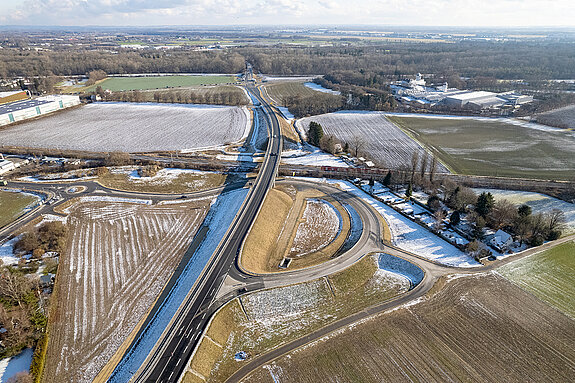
[0,0,573,27]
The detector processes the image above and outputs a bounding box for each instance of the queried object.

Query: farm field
[244,273,575,383]
[474,188,575,234]
[0,190,40,227]
[84,75,237,92]
[43,199,211,383]
[263,81,319,104]
[536,104,575,129]
[0,103,250,153]
[498,241,575,319]
[98,167,234,194]
[388,115,575,180]
[186,256,410,382]
[264,81,341,108]
[296,111,446,170]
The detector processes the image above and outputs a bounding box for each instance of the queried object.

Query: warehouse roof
[446,91,496,101]
[0,99,52,115]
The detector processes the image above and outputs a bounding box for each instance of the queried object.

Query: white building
[0,95,81,127]
[487,229,513,251]
[0,159,15,175]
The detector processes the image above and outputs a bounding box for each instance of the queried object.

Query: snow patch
[304,82,341,95]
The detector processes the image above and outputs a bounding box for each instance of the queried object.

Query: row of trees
[96,87,248,106]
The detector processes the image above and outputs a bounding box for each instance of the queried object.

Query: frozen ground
[303,82,341,95]
[330,181,479,267]
[0,103,251,153]
[290,199,342,257]
[110,188,248,382]
[0,236,20,266]
[276,106,295,122]
[474,188,575,234]
[0,348,33,383]
[376,253,424,286]
[282,149,349,167]
[295,111,446,171]
[384,112,561,132]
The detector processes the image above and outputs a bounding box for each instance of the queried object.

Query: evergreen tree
[308,121,324,147]
[476,192,495,217]
[450,210,461,226]
[382,171,392,187]
[518,204,532,217]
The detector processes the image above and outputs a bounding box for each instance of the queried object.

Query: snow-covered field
[385,112,560,132]
[43,199,212,383]
[295,111,446,171]
[376,253,424,286]
[110,188,248,383]
[331,181,479,267]
[289,199,342,257]
[0,103,251,153]
[474,188,575,234]
[282,149,349,167]
[303,82,341,95]
[537,104,575,129]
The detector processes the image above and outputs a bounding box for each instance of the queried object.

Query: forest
[1,41,575,81]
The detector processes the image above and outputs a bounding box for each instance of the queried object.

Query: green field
[84,75,237,92]
[0,190,40,227]
[388,116,575,180]
[498,241,575,319]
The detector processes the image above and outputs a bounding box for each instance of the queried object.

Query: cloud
[1,0,574,26]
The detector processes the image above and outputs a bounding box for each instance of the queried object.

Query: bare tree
[410,151,419,184]
[433,209,446,232]
[546,209,566,233]
[0,269,34,308]
[429,156,437,183]
[419,151,429,180]
[351,135,365,158]
[6,372,33,383]
[490,199,517,229]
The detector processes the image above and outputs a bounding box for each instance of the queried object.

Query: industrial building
[0,95,81,127]
[443,90,534,109]
[391,74,533,112]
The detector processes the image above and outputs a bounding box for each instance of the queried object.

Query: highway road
[118,80,283,382]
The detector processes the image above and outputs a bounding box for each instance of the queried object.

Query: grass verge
[0,190,40,228]
[240,188,293,273]
[187,255,409,382]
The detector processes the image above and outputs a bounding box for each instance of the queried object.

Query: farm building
[0,95,80,127]
[0,91,29,105]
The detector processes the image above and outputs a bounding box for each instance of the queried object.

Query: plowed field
[44,200,210,383]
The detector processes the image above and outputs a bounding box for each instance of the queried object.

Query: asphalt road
[0,179,238,243]
[124,82,282,383]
